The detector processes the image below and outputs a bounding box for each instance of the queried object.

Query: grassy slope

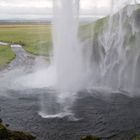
[0,20,105,58]
[0,24,52,56]
[0,45,15,66]
[79,17,108,41]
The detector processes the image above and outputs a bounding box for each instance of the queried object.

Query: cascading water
[52,0,85,92]
[73,0,140,94]
[39,0,140,117]
[39,0,84,118]
[95,0,140,94]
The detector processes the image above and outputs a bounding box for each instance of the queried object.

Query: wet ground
[0,89,140,140]
[0,44,140,140]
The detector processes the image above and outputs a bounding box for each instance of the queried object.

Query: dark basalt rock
[80,135,100,140]
[0,118,3,123]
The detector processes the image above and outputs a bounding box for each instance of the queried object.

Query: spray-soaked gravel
[0,89,140,140]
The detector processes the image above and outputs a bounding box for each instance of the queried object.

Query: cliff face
[80,4,140,90]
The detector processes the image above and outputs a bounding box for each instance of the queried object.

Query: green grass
[0,20,107,57]
[79,17,107,41]
[0,19,107,58]
[0,24,52,56]
[0,45,15,65]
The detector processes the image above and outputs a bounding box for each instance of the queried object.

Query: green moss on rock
[0,123,11,139]
[0,122,35,140]
[81,135,100,140]
[10,131,36,140]
[133,135,140,140]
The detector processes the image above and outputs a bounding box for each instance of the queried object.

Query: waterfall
[39,0,83,118]
[51,0,140,93]
[39,0,140,118]
[52,0,85,92]
[92,0,140,94]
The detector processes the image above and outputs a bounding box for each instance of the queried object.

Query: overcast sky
[0,0,112,20]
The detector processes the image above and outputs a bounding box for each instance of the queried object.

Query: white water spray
[52,0,85,92]
[39,0,84,118]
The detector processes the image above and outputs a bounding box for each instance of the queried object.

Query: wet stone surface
[0,89,140,140]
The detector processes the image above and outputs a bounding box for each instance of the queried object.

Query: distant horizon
[0,15,103,22]
[0,0,111,20]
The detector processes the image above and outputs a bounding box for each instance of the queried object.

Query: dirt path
[0,42,35,71]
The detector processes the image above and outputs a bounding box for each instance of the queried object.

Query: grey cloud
[0,6,52,15]
[0,0,50,4]
[0,0,110,19]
